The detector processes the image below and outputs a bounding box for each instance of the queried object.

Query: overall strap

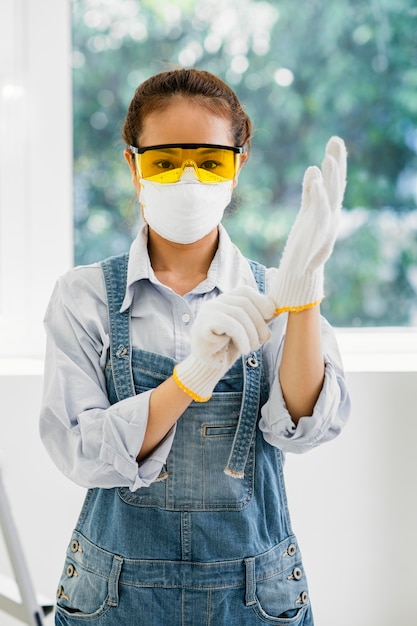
[100,253,136,402]
[224,259,266,478]
[247,259,266,294]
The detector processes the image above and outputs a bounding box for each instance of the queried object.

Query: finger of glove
[212,298,271,348]
[282,168,332,274]
[284,167,325,255]
[193,298,269,357]
[321,153,343,212]
[322,137,347,211]
[306,177,339,269]
[299,166,322,215]
[325,136,347,184]
[225,285,276,322]
[192,319,230,357]
[192,309,252,359]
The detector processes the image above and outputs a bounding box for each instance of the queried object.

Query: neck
[147,227,219,295]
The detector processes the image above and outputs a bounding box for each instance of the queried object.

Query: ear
[124,149,141,193]
[233,152,248,188]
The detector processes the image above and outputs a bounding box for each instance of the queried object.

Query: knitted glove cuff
[270,267,324,315]
[173,354,225,403]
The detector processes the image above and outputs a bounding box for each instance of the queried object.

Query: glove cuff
[270,268,324,315]
[173,355,224,403]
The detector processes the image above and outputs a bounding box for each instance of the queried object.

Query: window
[1,1,416,364]
[0,0,72,358]
[71,0,417,328]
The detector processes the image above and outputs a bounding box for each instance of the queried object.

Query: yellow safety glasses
[129,143,244,184]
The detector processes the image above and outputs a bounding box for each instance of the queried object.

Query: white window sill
[0,359,44,376]
[335,328,417,372]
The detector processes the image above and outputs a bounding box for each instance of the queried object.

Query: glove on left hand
[269,136,347,314]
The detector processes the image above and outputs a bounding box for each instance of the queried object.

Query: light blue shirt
[40,225,350,491]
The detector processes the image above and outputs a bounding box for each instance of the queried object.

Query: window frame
[0,1,415,369]
[0,0,73,358]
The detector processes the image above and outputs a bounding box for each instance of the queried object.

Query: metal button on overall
[56,586,69,600]
[296,591,309,604]
[70,539,82,553]
[287,543,297,557]
[246,354,258,368]
[66,564,77,578]
[288,567,303,581]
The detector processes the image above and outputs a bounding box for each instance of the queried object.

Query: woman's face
[125,97,247,190]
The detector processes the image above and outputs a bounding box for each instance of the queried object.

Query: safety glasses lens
[134,146,241,183]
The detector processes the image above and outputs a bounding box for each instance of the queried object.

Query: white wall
[1,363,416,626]
[285,369,417,625]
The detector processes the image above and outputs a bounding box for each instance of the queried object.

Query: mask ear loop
[133,154,142,181]
[233,152,246,187]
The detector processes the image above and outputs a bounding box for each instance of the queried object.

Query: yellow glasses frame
[130,143,244,184]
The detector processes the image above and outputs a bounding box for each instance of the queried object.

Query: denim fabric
[54,254,314,625]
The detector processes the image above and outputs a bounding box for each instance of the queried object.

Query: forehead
[139,99,234,147]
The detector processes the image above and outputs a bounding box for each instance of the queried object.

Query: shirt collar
[120,223,257,312]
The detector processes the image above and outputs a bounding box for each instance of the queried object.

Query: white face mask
[139,168,234,244]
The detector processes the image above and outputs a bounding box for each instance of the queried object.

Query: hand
[173,286,275,401]
[269,136,347,314]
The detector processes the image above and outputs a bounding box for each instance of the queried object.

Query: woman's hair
[121,68,252,151]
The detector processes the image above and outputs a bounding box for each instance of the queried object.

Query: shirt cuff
[259,358,349,454]
[134,426,176,491]
[99,390,176,490]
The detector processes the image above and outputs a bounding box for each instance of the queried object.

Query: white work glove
[173,286,275,402]
[269,136,347,314]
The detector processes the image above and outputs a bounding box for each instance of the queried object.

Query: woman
[40,68,350,625]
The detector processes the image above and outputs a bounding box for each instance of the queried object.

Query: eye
[200,159,222,171]
[153,159,175,170]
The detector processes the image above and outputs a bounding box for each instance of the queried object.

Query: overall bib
[55,254,314,626]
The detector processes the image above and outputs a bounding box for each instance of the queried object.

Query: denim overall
[55,254,314,626]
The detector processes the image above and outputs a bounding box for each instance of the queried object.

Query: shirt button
[182,313,191,324]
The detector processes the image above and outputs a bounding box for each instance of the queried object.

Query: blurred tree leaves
[72,0,417,326]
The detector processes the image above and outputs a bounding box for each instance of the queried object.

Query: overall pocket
[118,393,255,511]
[55,533,122,621]
[251,563,310,625]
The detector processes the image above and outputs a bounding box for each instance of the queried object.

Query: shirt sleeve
[39,267,175,491]
[259,314,350,453]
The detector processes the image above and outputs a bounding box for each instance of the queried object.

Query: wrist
[173,354,224,403]
[270,267,324,315]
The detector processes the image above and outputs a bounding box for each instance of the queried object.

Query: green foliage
[72,0,417,326]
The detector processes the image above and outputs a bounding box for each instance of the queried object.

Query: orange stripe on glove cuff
[173,355,225,403]
[269,268,324,317]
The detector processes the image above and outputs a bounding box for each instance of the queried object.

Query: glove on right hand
[173,286,275,402]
